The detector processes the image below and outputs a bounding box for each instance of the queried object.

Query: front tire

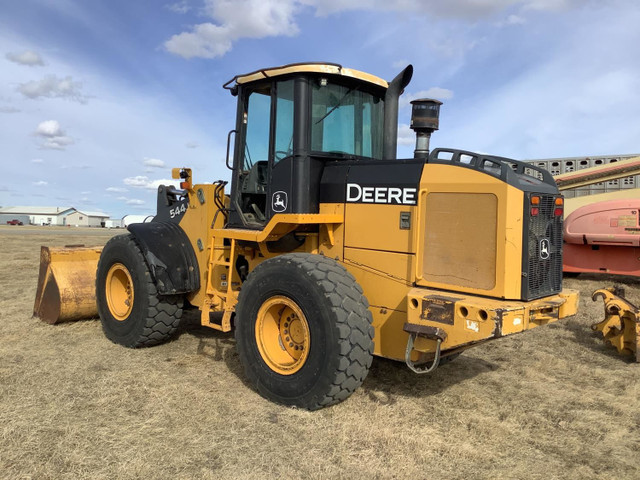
[96,234,183,348]
[235,253,374,410]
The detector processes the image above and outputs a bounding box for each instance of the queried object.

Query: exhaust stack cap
[410,98,442,159]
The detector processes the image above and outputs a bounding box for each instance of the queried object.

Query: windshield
[311,80,384,159]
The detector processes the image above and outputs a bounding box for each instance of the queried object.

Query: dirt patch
[1,226,639,479]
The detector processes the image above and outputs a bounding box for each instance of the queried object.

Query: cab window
[311,81,384,159]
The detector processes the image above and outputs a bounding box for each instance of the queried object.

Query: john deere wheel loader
[34,63,579,410]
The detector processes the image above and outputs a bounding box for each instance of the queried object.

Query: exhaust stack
[410,98,442,159]
[383,65,413,160]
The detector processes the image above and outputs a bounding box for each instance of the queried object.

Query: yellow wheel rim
[105,263,134,321]
[255,296,310,375]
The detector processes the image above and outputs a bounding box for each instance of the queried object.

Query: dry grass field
[1,225,639,479]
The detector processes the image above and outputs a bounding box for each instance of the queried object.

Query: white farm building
[0,206,110,227]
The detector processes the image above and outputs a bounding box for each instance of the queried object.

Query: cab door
[228,79,295,228]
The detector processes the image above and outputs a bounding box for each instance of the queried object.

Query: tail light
[530,196,540,216]
[530,195,563,217]
[554,197,563,217]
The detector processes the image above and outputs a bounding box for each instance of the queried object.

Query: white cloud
[123,175,175,190]
[18,75,88,103]
[126,199,146,205]
[166,0,191,13]
[143,157,166,168]
[185,141,199,148]
[163,1,592,60]
[123,176,150,187]
[6,50,45,66]
[505,14,526,24]
[397,123,415,146]
[34,120,75,150]
[36,120,64,137]
[400,87,454,107]
[32,180,48,186]
[31,158,44,164]
[106,186,128,193]
[164,0,300,59]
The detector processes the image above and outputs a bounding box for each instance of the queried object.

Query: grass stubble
[0,226,638,479]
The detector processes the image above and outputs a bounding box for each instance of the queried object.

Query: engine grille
[522,194,563,300]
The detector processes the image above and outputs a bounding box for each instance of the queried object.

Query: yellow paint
[344,203,415,253]
[422,192,497,290]
[33,245,103,324]
[177,182,220,308]
[413,163,524,299]
[341,247,412,357]
[318,203,345,260]
[233,63,388,89]
[592,288,640,361]
[215,213,343,243]
[255,295,310,375]
[402,287,579,358]
[105,263,134,321]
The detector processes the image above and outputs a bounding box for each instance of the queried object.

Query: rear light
[531,207,539,216]
[531,196,540,205]
[180,181,191,189]
[554,197,563,216]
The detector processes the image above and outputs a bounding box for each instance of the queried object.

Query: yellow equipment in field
[34,246,102,324]
[34,63,579,409]
[592,287,640,362]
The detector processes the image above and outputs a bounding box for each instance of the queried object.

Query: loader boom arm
[554,156,640,190]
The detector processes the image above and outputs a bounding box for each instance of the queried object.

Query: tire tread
[97,234,182,348]
[237,253,374,409]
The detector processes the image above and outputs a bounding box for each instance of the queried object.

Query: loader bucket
[33,246,103,324]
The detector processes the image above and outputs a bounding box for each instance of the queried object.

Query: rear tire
[235,253,374,410]
[96,234,183,348]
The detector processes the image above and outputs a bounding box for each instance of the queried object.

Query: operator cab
[223,63,396,229]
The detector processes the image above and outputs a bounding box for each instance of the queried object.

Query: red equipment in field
[563,199,640,276]
[550,155,640,276]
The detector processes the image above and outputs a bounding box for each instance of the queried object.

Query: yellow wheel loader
[34,63,579,409]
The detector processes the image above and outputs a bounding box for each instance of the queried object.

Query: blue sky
[1,0,638,218]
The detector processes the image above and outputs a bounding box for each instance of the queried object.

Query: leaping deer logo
[272,191,287,212]
[539,238,551,260]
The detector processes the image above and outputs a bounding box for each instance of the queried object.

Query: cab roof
[223,62,388,91]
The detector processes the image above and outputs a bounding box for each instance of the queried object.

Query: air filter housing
[410,99,442,159]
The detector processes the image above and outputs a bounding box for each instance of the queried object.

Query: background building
[0,206,75,225]
[0,206,109,226]
[64,210,110,227]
